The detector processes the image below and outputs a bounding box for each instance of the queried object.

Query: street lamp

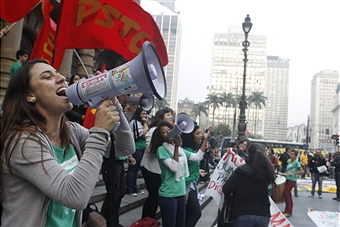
[238,14,252,139]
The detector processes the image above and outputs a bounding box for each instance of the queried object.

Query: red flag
[54,0,168,66]
[0,0,41,23]
[29,0,64,69]
[83,107,96,129]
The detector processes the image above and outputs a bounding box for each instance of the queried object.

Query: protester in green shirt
[10,49,29,79]
[278,149,304,217]
[150,121,211,227]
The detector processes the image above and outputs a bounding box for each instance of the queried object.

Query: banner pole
[72,49,90,78]
[1,0,42,38]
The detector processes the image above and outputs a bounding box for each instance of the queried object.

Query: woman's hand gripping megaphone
[94,97,121,133]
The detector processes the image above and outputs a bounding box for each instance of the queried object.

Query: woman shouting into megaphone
[0,59,134,227]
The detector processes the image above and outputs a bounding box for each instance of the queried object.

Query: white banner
[307,210,340,227]
[205,149,294,227]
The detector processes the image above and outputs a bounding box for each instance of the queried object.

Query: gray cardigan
[1,107,135,227]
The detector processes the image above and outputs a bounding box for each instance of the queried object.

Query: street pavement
[118,179,339,227]
[197,179,339,227]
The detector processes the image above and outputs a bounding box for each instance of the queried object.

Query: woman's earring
[32,97,36,102]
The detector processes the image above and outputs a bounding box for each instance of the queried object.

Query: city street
[198,179,339,227]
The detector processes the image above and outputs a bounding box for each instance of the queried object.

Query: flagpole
[72,49,90,78]
[1,0,42,38]
[0,23,16,38]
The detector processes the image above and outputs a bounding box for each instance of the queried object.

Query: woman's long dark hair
[181,124,200,150]
[131,107,145,140]
[69,74,80,85]
[149,121,173,155]
[1,59,71,173]
[149,107,173,128]
[246,143,276,185]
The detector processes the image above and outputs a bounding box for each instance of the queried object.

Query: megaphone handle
[111,122,121,133]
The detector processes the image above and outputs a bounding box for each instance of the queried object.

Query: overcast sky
[141,0,340,127]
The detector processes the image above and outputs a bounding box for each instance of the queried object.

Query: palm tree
[206,93,222,126]
[220,92,234,126]
[153,97,170,112]
[191,102,209,123]
[191,102,209,119]
[247,91,267,135]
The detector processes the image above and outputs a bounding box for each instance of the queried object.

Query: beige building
[209,27,267,136]
[177,97,209,129]
[332,84,340,137]
[151,14,182,110]
[263,56,289,141]
[310,70,339,149]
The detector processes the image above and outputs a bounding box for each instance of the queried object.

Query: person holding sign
[181,123,211,227]
[222,143,276,226]
[278,149,304,217]
[308,149,327,199]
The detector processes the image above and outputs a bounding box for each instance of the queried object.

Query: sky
[140,0,340,127]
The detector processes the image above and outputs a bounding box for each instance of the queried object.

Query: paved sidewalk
[118,179,339,227]
[198,180,339,227]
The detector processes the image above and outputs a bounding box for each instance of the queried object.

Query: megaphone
[167,113,194,140]
[125,93,154,111]
[66,41,167,108]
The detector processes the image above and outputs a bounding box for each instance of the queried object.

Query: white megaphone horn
[66,41,167,108]
[125,93,154,111]
[167,113,194,140]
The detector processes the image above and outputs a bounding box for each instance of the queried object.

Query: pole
[73,49,90,78]
[306,115,310,149]
[231,82,238,141]
[0,23,16,38]
[237,33,250,138]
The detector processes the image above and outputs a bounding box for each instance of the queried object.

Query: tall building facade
[310,70,339,149]
[152,14,181,110]
[263,56,289,140]
[209,27,267,136]
[332,84,340,136]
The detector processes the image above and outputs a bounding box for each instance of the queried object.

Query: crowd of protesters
[2,57,339,227]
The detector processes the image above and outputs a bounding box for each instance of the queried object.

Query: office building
[152,14,182,110]
[263,56,289,140]
[209,27,267,136]
[310,70,339,149]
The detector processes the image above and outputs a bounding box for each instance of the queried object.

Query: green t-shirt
[285,159,301,182]
[135,138,146,150]
[45,144,78,227]
[157,146,190,197]
[183,147,200,185]
[10,61,21,79]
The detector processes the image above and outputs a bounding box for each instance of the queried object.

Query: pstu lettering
[76,0,150,54]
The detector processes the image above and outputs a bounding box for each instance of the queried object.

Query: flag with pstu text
[0,0,40,23]
[29,0,64,68]
[54,0,168,66]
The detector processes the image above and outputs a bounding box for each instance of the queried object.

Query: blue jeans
[158,195,186,227]
[232,215,270,227]
[311,173,323,196]
[125,149,144,194]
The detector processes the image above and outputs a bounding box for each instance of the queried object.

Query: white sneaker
[128,193,137,197]
[137,190,144,195]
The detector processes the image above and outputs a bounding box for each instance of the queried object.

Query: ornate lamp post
[238,14,252,139]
